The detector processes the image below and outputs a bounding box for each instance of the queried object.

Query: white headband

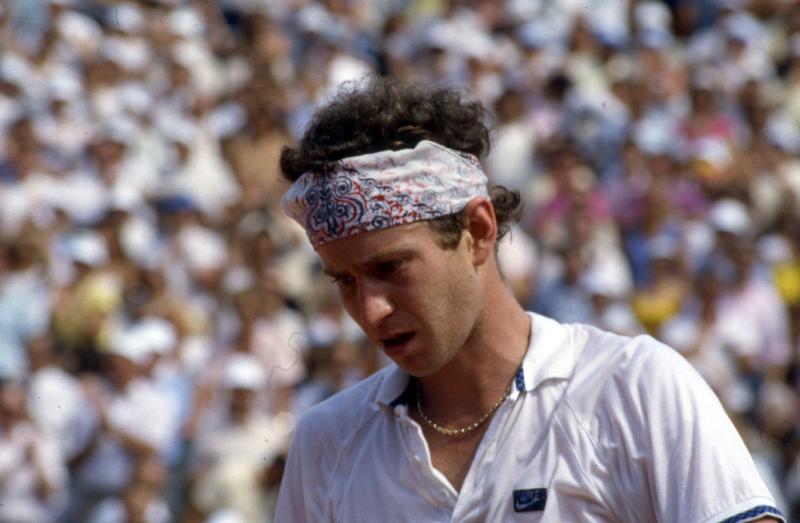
[281,140,489,247]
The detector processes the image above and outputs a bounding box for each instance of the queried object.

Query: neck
[417,276,530,422]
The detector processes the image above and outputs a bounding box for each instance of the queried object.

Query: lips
[379,332,416,355]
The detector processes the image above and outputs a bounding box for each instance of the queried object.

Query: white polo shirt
[275,313,784,522]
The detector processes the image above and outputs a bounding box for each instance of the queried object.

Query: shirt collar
[375,364,411,407]
[373,312,581,407]
[517,312,580,392]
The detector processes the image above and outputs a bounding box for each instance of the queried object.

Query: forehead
[316,222,438,271]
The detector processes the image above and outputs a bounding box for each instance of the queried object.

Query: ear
[462,197,496,266]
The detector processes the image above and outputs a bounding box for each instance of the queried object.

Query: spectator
[69,330,178,520]
[0,379,68,522]
[190,353,292,523]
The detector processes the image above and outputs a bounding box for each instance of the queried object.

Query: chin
[397,351,453,380]
[388,351,433,378]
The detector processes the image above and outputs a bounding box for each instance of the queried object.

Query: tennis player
[275,76,784,522]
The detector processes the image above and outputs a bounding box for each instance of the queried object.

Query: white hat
[326,53,373,92]
[47,73,83,102]
[295,3,341,41]
[101,37,151,72]
[157,113,196,146]
[108,328,150,365]
[693,138,732,171]
[102,115,141,143]
[765,112,800,153]
[0,53,33,87]
[497,225,538,280]
[105,3,146,34]
[709,199,752,236]
[516,21,556,49]
[57,10,103,53]
[135,317,177,356]
[589,10,629,48]
[632,113,675,155]
[110,184,143,212]
[581,264,630,298]
[223,266,256,295]
[758,235,792,265]
[723,12,762,44]
[635,1,672,33]
[119,215,159,266]
[118,82,152,114]
[221,353,266,390]
[68,231,109,267]
[167,7,205,38]
[178,225,228,274]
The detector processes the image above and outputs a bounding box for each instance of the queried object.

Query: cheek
[419,258,479,324]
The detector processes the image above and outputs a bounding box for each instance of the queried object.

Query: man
[274,77,783,522]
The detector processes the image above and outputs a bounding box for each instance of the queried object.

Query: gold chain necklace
[415,379,513,437]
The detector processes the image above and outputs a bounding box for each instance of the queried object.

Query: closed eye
[323,265,353,285]
[372,260,403,277]
[323,257,408,286]
[329,274,355,286]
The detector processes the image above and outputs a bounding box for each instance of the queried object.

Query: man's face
[317,222,483,377]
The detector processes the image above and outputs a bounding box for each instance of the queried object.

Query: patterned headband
[281,140,489,248]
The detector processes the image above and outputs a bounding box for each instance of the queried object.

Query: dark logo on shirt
[513,488,547,512]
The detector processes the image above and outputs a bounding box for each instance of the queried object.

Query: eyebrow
[322,247,416,278]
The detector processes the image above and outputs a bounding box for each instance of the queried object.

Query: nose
[356,278,394,328]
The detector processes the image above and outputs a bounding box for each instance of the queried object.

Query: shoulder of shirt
[292,365,394,449]
[577,321,690,370]
[559,322,785,523]
[566,322,698,408]
[559,322,713,455]
[278,367,398,517]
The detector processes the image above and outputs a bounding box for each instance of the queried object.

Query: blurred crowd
[1,0,800,521]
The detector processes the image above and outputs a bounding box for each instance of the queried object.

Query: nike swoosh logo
[515,494,542,511]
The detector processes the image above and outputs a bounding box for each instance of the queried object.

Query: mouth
[379,332,416,355]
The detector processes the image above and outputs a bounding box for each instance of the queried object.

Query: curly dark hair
[280,76,522,248]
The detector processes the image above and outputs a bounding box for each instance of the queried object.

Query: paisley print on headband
[282,140,489,247]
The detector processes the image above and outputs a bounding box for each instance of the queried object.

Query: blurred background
[0,0,799,521]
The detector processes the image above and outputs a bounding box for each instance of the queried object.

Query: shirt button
[413,454,422,463]
[439,489,449,501]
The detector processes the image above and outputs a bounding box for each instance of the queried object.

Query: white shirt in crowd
[27,365,97,459]
[0,420,68,522]
[76,378,179,495]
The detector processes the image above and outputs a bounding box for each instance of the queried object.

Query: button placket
[397,403,449,503]
[410,417,459,505]
[453,396,517,517]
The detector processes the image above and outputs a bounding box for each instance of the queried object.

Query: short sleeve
[606,337,785,523]
[274,413,332,523]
